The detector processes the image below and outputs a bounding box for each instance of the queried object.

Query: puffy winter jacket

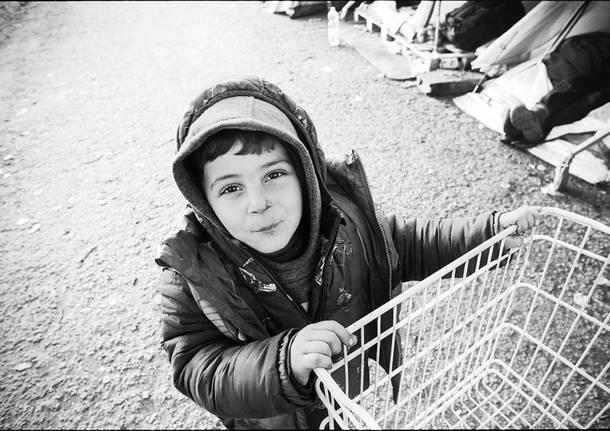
[155,76,500,429]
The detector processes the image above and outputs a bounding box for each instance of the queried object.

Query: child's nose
[247,187,271,213]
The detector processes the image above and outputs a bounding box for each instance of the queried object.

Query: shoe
[509,104,548,143]
[502,111,523,142]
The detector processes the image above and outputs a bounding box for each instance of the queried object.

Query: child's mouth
[252,221,282,233]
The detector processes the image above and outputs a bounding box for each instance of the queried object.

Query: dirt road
[1,2,608,429]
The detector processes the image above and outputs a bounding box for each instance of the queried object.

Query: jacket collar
[155,213,268,340]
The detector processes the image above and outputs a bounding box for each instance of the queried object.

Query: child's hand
[499,205,543,248]
[290,320,357,386]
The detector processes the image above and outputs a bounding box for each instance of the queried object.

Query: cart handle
[541,206,610,235]
[346,207,609,333]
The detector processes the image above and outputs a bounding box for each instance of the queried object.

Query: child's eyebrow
[208,174,238,191]
[261,157,291,169]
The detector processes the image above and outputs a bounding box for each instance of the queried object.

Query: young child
[155,75,541,429]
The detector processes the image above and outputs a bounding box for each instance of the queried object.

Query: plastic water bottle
[327,4,340,46]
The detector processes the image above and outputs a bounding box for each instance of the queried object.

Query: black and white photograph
[1,1,609,429]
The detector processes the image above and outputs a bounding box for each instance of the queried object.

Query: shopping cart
[314,207,610,429]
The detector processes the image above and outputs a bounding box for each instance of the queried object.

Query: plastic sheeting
[472,1,610,72]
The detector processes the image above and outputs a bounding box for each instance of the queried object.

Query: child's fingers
[306,329,343,355]
[302,352,333,371]
[300,340,333,358]
[309,320,356,349]
[516,215,531,235]
[516,206,542,234]
[532,206,543,226]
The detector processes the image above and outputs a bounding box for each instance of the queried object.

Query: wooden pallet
[352,5,475,71]
[340,23,416,81]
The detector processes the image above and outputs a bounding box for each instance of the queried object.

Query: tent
[473,1,610,73]
[454,1,610,186]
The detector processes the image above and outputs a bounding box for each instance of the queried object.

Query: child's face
[202,136,303,254]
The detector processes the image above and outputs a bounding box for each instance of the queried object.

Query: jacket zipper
[313,211,343,322]
[239,209,343,326]
[352,150,393,300]
[240,251,312,324]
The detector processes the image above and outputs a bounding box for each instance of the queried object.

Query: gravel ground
[0,2,608,429]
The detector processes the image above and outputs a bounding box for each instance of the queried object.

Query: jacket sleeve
[158,269,317,419]
[387,211,502,282]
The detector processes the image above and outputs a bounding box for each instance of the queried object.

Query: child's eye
[266,170,288,181]
[219,184,240,196]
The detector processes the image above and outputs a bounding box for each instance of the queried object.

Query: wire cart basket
[314,207,610,429]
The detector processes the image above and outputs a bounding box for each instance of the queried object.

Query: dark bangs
[198,129,277,165]
[191,129,279,183]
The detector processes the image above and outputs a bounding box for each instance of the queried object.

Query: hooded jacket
[155,75,501,429]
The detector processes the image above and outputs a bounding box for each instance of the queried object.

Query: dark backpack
[445,1,526,51]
